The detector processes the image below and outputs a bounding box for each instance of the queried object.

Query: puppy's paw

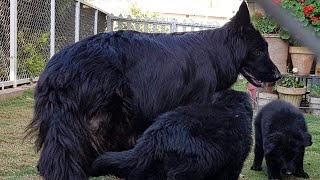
[294,171,309,179]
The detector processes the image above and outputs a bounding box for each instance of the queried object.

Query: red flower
[303,5,315,17]
[255,12,263,17]
[299,0,304,2]
[310,16,320,22]
[272,0,281,4]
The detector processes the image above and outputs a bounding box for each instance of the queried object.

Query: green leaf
[280,31,291,40]
[298,16,306,22]
[303,19,310,26]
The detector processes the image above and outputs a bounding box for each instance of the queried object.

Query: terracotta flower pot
[316,57,320,76]
[263,34,289,74]
[276,85,306,107]
[289,46,315,76]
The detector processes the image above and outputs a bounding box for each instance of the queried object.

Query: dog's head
[265,131,312,175]
[227,1,281,87]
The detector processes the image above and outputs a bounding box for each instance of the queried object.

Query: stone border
[0,84,36,101]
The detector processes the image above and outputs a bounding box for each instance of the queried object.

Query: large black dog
[90,90,253,180]
[251,100,312,180]
[27,1,281,179]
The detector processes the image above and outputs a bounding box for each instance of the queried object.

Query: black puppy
[251,100,312,180]
[90,90,253,180]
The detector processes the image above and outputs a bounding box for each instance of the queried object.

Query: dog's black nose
[285,171,292,175]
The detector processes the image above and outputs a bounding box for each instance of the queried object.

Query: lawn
[0,82,319,180]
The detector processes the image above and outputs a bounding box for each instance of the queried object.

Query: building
[89,0,243,25]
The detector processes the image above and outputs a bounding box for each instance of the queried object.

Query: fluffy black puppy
[90,90,253,180]
[27,1,281,179]
[251,100,312,180]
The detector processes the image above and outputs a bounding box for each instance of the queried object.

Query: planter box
[257,92,278,109]
[310,97,320,115]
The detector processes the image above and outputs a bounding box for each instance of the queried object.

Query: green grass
[232,78,248,92]
[0,85,319,180]
[0,90,40,180]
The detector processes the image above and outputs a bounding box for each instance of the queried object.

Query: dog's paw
[294,171,310,179]
[250,165,262,171]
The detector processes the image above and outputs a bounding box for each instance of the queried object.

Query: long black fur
[91,90,253,180]
[27,1,281,179]
[251,100,312,180]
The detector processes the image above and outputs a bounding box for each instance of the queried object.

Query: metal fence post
[94,10,98,35]
[50,0,55,58]
[10,0,17,87]
[107,14,113,32]
[75,0,80,42]
[170,18,177,33]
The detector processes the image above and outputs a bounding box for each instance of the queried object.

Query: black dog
[27,1,281,179]
[90,90,253,180]
[251,100,312,180]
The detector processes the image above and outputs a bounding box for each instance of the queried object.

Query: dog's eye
[248,49,263,58]
[253,49,262,55]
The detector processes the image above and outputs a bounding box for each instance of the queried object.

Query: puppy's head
[212,89,253,117]
[265,131,312,176]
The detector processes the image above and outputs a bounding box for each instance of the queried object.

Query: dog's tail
[90,149,136,178]
[25,34,135,180]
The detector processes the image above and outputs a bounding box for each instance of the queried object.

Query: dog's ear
[303,133,312,147]
[264,137,276,155]
[265,132,283,155]
[264,141,275,155]
[230,1,251,26]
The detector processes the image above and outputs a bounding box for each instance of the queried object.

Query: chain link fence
[0,0,220,89]
[97,11,107,33]
[80,4,95,40]
[55,0,76,53]
[17,0,51,80]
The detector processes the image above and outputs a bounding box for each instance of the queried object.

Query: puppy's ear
[303,133,312,147]
[264,142,275,155]
[265,132,283,155]
[230,1,251,26]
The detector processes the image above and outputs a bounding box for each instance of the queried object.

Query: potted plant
[251,12,289,74]
[279,0,319,75]
[309,85,320,115]
[276,70,306,107]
